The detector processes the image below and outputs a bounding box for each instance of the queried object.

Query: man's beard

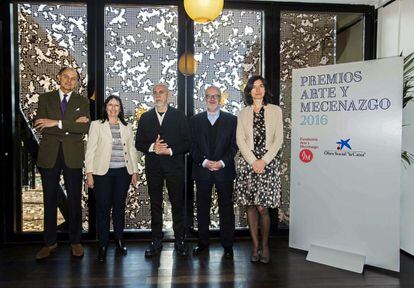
[154,101,166,108]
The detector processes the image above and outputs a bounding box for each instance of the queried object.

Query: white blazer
[236,104,283,165]
[85,120,139,175]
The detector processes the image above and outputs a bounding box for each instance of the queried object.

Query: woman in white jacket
[235,76,283,264]
[85,95,139,262]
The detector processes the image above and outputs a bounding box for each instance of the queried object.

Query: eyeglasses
[205,94,220,100]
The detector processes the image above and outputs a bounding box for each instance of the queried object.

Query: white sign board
[289,57,403,272]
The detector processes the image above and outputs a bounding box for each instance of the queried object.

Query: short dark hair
[57,67,80,80]
[243,75,273,106]
[101,95,127,126]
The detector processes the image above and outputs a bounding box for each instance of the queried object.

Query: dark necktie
[60,94,68,116]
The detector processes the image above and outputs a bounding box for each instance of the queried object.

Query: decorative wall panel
[194,9,263,115]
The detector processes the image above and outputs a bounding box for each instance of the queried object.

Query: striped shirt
[109,124,126,169]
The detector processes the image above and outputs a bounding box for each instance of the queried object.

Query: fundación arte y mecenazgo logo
[299,137,318,163]
[299,149,314,163]
[324,138,366,158]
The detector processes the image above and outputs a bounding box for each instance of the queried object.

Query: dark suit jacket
[190,110,237,182]
[36,90,90,169]
[135,106,190,172]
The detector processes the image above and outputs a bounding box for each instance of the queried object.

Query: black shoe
[174,241,189,256]
[97,246,107,262]
[192,243,209,256]
[145,241,162,257]
[115,239,127,256]
[223,247,233,259]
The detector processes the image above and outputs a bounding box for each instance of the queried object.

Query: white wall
[377,0,414,255]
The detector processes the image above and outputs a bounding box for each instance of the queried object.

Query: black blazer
[190,110,237,182]
[135,106,190,172]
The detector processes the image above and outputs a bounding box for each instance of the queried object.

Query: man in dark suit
[135,83,191,257]
[190,86,237,258]
[34,67,90,260]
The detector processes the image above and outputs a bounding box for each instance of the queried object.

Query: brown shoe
[71,243,84,258]
[36,243,58,260]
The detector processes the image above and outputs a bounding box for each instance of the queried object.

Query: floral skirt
[235,155,281,209]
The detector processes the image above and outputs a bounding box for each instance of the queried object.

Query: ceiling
[255,0,391,8]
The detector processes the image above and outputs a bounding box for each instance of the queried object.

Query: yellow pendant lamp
[178,53,198,75]
[184,0,224,23]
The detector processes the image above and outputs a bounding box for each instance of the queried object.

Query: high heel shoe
[97,246,107,262]
[259,255,270,264]
[250,249,261,263]
[260,247,270,264]
[115,239,127,256]
[251,253,260,262]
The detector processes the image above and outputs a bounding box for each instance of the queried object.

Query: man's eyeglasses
[205,94,220,100]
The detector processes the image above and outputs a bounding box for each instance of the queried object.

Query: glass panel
[17,3,88,231]
[279,11,364,227]
[193,9,264,229]
[104,5,178,230]
[336,14,364,63]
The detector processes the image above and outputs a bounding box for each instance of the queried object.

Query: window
[17,3,88,231]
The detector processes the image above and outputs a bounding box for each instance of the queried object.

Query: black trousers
[195,180,235,248]
[94,167,130,246]
[39,144,82,246]
[146,168,185,242]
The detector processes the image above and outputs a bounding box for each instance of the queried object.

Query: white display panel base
[306,244,366,273]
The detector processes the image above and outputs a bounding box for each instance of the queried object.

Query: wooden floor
[0,237,413,288]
